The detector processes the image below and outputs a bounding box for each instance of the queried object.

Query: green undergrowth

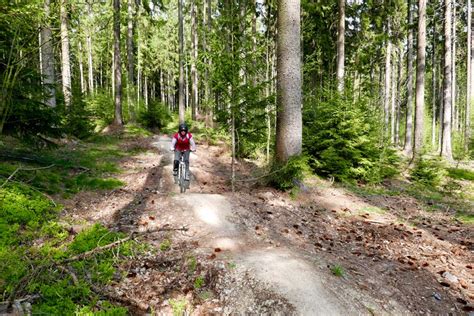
[345,157,474,224]
[0,130,154,196]
[0,182,140,313]
[0,130,153,313]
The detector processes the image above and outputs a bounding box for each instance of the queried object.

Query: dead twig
[62,226,188,263]
[0,164,55,188]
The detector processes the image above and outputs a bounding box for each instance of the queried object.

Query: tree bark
[86,0,94,94]
[191,0,199,121]
[467,0,472,149]
[178,0,185,124]
[60,0,72,109]
[79,41,86,94]
[40,0,56,108]
[113,0,123,125]
[413,0,426,157]
[391,48,397,144]
[336,0,345,93]
[395,45,403,145]
[441,0,453,160]
[127,0,135,120]
[404,0,414,154]
[384,21,392,138]
[452,1,457,131]
[275,0,302,163]
[432,18,437,149]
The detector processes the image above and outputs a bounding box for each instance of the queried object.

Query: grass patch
[169,298,189,316]
[357,206,386,215]
[194,276,205,289]
[159,239,171,251]
[330,264,345,277]
[447,168,474,181]
[456,212,474,224]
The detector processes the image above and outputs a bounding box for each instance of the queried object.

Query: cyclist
[170,123,196,180]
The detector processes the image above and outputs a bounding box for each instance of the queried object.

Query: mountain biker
[170,123,196,180]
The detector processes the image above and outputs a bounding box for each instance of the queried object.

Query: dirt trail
[62,134,473,315]
[152,135,408,315]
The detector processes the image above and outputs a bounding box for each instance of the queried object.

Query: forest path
[63,134,472,314]
[150,135,401,315]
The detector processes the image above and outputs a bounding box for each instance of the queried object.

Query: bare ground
[60,134,474,315]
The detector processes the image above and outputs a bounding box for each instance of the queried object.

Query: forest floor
[57,133,474,315]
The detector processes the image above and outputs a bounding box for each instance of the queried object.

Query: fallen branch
[0,164,55,188]
[62,236,133,263]
[61,226,188,263]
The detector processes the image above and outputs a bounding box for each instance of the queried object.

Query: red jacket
[171,132,196,151]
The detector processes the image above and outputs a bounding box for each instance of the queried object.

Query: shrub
[268,155,312,190]
[303,93,399,183]
[137,102,171,129]
[410,157,447,187]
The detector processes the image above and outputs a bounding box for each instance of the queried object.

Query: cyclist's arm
[189,136,196,152]
[170,138,177,151]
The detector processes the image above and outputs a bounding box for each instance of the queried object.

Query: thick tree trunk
[441,0,453,160]
[404,0,414,154]
[113,0,123,125]
[40,0,56,108]
[178,0,185,124]
[384,21,392,138]
[191,0,199,120]
[336,0,345,93]
[467,0,473,149]
[413,0,426,157]
[60,0,72,109]
[275,0,302,163]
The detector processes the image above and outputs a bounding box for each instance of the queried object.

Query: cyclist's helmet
[178,123,188,133]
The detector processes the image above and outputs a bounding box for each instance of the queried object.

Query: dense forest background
[1,0,474,313]
[1,0,472,172]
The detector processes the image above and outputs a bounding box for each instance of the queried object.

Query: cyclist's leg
[173,150,180,175]
[183,151,190,180]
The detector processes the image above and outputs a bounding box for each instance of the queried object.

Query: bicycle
[173,150,194,193]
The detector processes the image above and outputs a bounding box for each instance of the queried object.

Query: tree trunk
[432,19,437,149]
[391,48,397,144]
[113,0,123,125]
[86,0,94,94]
[60,0,72,109]
[127,0,135,120]
[404,0,414,154]
[467,0,472,149]
[395,45,403,145]
[275,0,302,163]
[413,0,426,157]
[178,0,185,124]
[40,0,56,108]
[191,0,199,120]
[452,0,457,132]
[441,0,453,160]
[336,0,345,93]
[79,41,86,94]
[384,21,392,138]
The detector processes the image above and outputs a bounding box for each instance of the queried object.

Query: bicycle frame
[175,150,189,193]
